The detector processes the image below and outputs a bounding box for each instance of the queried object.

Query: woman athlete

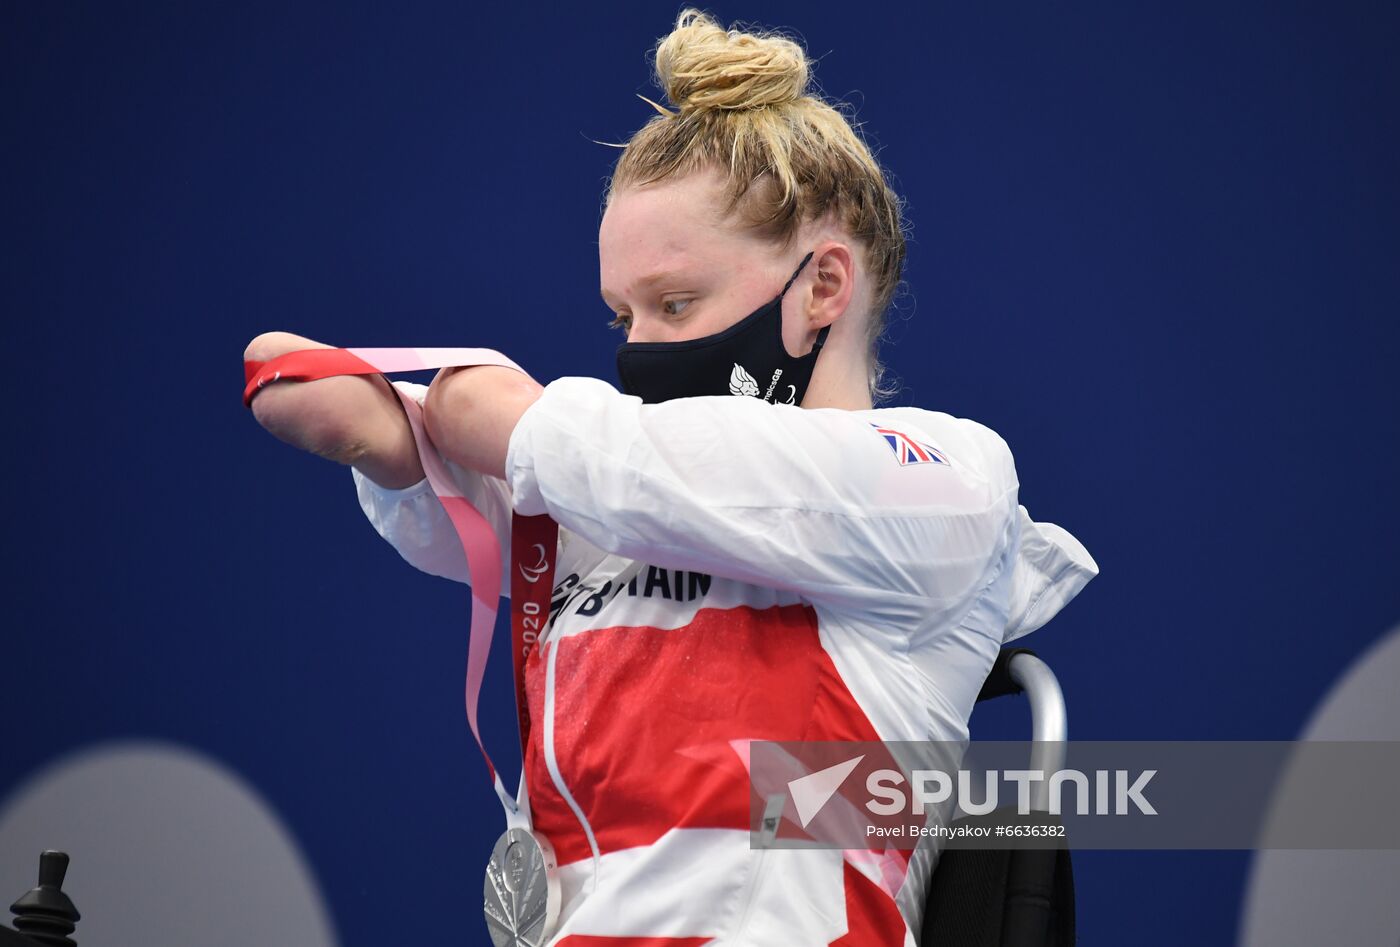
[245,10,1097,945]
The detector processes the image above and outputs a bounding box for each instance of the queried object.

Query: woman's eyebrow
[601,268,691,303]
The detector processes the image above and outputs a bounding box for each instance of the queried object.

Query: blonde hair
[607,8,908,400]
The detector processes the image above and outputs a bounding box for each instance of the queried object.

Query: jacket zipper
[731,835,773,939]
[542,633,602,893]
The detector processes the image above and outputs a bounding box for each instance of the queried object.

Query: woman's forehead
[599,175,748,291]
[601,175,726,248]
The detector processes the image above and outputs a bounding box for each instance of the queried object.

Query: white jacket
[353,377,1098,946]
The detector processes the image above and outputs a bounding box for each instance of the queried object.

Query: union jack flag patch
[870,423,950,467]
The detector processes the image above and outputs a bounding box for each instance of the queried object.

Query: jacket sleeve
[504,377,1020,626]
[351,380,515,594]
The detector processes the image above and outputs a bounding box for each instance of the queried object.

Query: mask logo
[762,368,784,402]
[729,363,761,398]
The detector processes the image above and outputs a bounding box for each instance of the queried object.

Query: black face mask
[615,251,829,405]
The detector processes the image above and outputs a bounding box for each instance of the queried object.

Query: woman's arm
[423,365,544,481]
[244,331,425,489]
[352,379,521,591]
[427,372,1020,627]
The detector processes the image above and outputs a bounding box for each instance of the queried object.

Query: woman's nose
[622,313,672,345]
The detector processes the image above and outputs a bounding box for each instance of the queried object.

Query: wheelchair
[921,647,1076,946]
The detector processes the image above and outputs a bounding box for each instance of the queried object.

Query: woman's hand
[424,365,544,482]
[243,331,426,489]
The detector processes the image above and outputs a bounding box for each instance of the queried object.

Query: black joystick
[8,851,80,947]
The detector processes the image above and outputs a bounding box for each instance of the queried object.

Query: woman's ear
[805,242,856,331]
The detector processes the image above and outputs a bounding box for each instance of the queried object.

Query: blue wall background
[4,2,1397,943]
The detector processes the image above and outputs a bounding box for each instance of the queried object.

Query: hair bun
[654,9,810,114]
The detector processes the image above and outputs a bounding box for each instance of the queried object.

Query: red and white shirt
[353,376,1098,946]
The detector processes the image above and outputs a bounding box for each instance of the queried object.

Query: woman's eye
[662,299,691,317]
[608,312,633,332]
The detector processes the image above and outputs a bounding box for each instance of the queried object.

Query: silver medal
[483,827,560,947]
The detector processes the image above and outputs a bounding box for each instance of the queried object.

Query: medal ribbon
[243,347,557,828]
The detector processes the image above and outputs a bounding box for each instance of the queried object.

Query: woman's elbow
[423,366,543,479]
[423,367,466,450]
